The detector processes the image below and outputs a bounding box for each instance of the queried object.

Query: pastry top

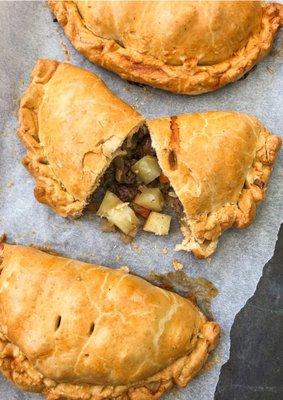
[48,1,282,94]
[0,244,219,399]
[74,0,262,66]
[148,112,281,258]
[18,59,143,217]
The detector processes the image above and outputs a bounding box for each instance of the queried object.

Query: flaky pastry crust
[48,1,282,94]
[18,59,144,217]
[147,111,281,258]
[0,244,219,399]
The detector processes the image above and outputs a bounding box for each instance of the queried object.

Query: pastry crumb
[161,247,168,254]
[172,259,184,271]
[61,41,71,62]
[119,266,130,273]
[6,181,14,188]
[131,243,141,253]
[115,255,121,262]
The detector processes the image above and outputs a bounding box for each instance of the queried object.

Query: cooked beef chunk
[171,197,184,217]
[114,158,137,185]
[114,185,138,203]
[160,183,170,196]
[100,162,115,188]
[133,135,156,159]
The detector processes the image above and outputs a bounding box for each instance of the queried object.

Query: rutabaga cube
[131,156,161,184]
[143,212,171,235]
[106,203,139,235]
[134,188,164,212]
[97,191,122,217]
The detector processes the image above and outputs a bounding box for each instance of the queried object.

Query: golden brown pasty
[48,1,282,94]
[0,243,220,399]
[18,61,281,258]
[147,112,282,258]
[18,59,144,217]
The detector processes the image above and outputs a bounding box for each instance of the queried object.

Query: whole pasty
[147,112,282,258]
[18,59,144,217]
[48,1,282,94]
[0,243,219,399]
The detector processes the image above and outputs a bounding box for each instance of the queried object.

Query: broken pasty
[0,243,220,399]
[147,112,282,258]
[18,59,144,217]
[48,1,282,94]
[18,62,281,257]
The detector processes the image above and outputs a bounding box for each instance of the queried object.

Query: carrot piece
[159,173,170,184]
[132,204,151,219]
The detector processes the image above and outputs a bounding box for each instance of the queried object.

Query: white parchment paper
[0,2,282,399]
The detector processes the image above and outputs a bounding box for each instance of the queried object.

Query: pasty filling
[91,126,184,240]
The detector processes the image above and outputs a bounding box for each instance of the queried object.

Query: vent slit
[54,315,61,331]
[89,322,95,336]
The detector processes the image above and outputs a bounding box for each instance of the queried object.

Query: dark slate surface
[214,224,283,400]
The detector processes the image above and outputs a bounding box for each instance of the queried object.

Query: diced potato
[131,156,161,184]
[143,212,171,235]
[134,188,164,212]
[106,203,139,235]
[97,191,122,217]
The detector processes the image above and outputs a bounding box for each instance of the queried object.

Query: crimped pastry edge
[18,59,85,218]
[48,2,282,95]
[17,59,144,218]
[0,243,220,400]
[173,117,282,258]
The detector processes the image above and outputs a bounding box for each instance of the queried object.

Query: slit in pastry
[0,244,220,399]
[147,111,281,258]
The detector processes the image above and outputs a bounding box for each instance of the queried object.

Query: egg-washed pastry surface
[18,61,281,258]
[147,112,281,258]
[48,1,282,94]
[0,243,219,399]
[18,59,144,217]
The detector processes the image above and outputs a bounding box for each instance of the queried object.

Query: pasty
[18,59,144,217]
[147,112,282,258]
[48,1,282,94]
[0,243,220,399]
[18,61,281,258]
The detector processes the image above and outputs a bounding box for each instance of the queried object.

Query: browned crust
[0,322,219,400]
[48,2,282,94]
[18,59,144,218]
[177,121,282,259]
[0,243,220,399]
[147,112,282,259]
[17,59,86,218]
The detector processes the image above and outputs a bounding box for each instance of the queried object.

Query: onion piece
[134,188,164,212]
[106,203,140,235]
[131,155,161,184]
[143,212,171,235]
[97,191,122,217]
